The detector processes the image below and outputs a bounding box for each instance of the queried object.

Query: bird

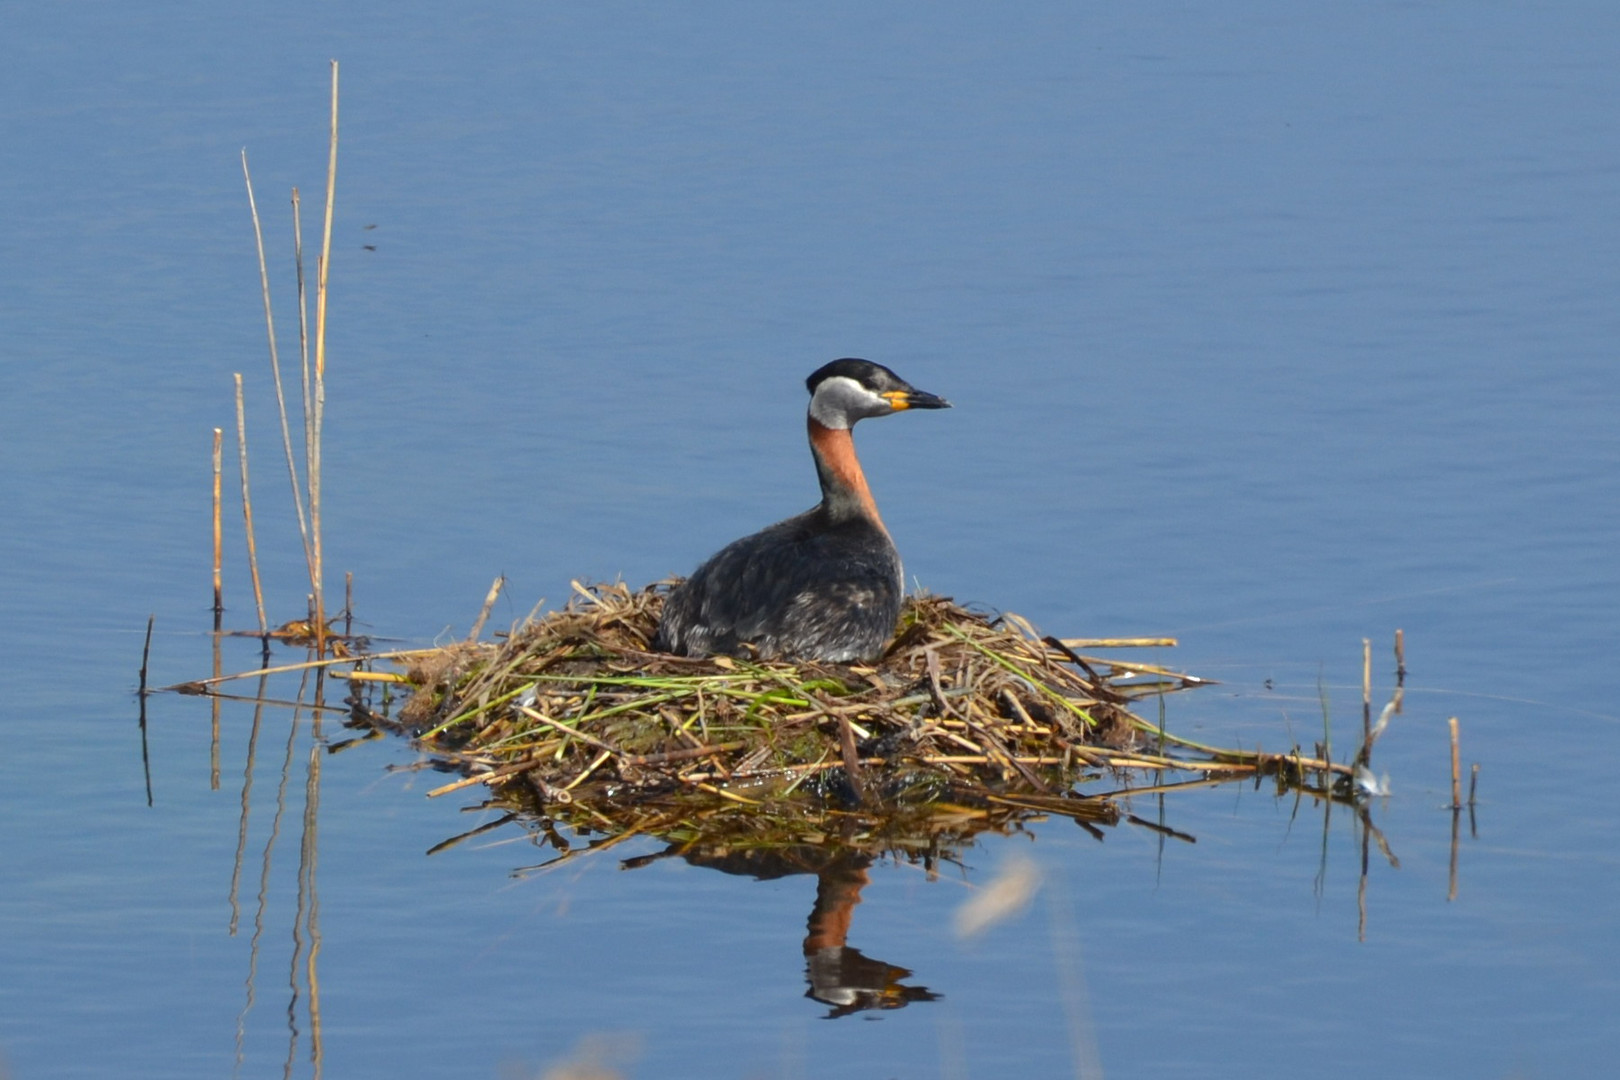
[654,358,950,663]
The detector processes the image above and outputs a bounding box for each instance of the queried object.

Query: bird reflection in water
[626,844,939,1017]
[801,853,940,1017]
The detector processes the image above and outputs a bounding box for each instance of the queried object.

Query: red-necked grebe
[654,358,950,662]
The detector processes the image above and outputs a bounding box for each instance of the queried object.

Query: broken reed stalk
[308,59,340,654]
[467,575,505,643]
[1448,716,1462,809]
[212,428,224,629]
[1394,628,1406,697]
[1362,637,1372,751]
[241,149,314,583]
[234,373,268,635]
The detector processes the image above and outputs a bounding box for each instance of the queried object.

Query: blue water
[3,3,1617,1077]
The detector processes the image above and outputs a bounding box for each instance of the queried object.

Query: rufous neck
[808,417,885,529]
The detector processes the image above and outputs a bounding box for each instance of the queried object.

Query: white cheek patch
[809,376,891,429]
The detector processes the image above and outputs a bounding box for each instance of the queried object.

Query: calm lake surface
[3,3,1617,1077]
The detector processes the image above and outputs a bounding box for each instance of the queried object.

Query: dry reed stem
[426,765,527,799]
[563,750,615,792]
[328,670,410,684]
[308,60,339,655]
[293,188,312,532]
[240,150,314,581]
[1448,716,1462,809]
[1059,637,1177,649]
[234,374,267,634]
[308,259,326,656]
[161,647,434,692]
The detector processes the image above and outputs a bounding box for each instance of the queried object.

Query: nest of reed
[390,582,1243,842]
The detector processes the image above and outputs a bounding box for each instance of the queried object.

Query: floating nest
[378,581,1342,851]
[175,579,1369,869]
